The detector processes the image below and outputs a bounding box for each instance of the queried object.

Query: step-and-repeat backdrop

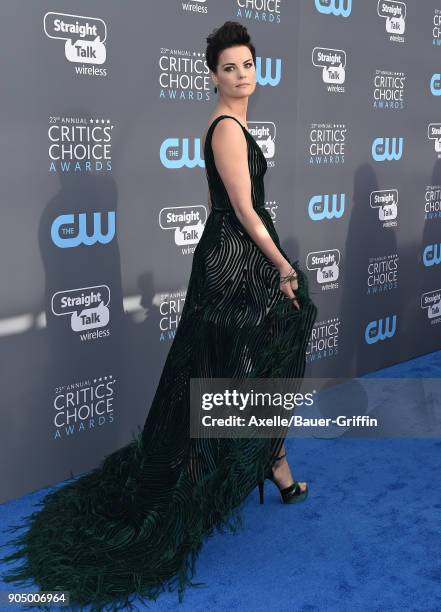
[1,0,440,502]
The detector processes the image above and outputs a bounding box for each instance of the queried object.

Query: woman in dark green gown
[1,21,318,611]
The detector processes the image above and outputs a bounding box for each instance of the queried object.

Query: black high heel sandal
[258,452,309,504]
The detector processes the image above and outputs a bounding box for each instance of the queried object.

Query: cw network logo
[430,73,441,96]
[51,211,115,248]
[314,0,352,18]
[256,56,281,86]
[365,314,397,344]
[308,194,345,220]
[160,137,203,169]
[371,137,404,161]
[422,242,441,267]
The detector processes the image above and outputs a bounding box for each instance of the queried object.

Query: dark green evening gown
[1,115,318,611]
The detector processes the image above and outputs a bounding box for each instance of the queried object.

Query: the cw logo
[160,138,204,169]
[371,137,404,161]
[314,0,352,17]
[308,194,345,220]
[51,212,115,248]
[364,315,397,345]
[430,74,441,96]
[422,243,441,267]
[256,56,281,87]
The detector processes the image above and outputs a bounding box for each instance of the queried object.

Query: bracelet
[280,267,298,284]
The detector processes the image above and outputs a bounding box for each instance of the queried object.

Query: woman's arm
[211,118,291,275]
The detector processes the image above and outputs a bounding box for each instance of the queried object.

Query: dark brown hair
[205,21,256,75]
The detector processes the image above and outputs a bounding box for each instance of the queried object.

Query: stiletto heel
[257,452,308,505]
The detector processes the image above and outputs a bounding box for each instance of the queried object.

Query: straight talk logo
[44,12,108,76]
[180,0,208,14]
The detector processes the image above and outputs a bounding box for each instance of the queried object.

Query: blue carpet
[1,350,441,611]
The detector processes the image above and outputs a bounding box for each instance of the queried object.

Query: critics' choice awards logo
[158,48,280,100]
[421,290,441,324]
[309,123,347,165]
[307,249,340,291]
[424,184,441,221]
[371,136,404,161]
[312,47,346,92]
[433,9,441,46]
[51,211,116,248]
[314,0,352,18]
[53,375,115,439]
[51,285,111,339]
[373,70,406,109]
[153,289,186,342]
[306,317,340,364]
[265,199,279,222]
[308,193,345,220]
[377,0,406,42]
[48,116,113,173]
[370,189,398,227]
[236,0,281,24]
[366,254,399,295]
[43,12,108,76]
[422,242,441,268]
[159,49,209,100]
[159,205,207,255]
[364,315,397,344]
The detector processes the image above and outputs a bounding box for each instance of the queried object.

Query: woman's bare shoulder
[202,114,246,160]
[202,114,235,154]
[210,116,246,153]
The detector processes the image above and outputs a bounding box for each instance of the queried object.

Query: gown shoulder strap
[207,114,247,135]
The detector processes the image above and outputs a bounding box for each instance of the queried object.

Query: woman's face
[213,45,256,98]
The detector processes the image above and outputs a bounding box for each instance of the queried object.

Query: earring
[214,85,218,93]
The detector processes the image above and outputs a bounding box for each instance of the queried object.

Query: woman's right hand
[278,261,300,309]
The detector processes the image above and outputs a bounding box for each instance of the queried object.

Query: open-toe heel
[257,452,308,505]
